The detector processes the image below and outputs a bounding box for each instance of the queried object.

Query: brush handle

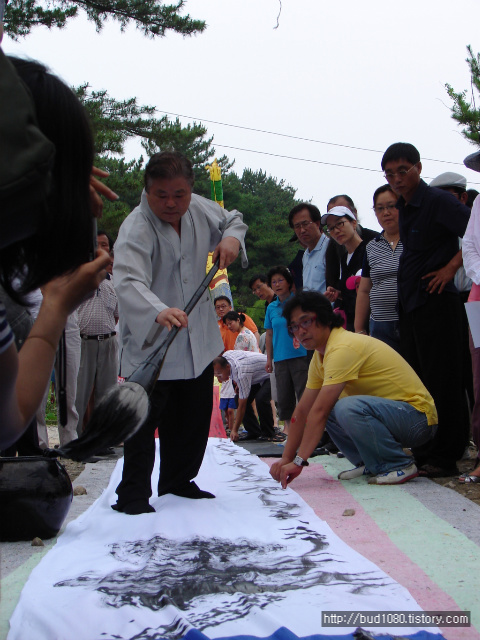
[128,260,220,395]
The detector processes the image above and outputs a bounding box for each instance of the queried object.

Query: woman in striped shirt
[354,185,402,351]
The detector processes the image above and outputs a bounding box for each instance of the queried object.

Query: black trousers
[242,379,274,438]
[115,364,213,506]
[399,292,470,468]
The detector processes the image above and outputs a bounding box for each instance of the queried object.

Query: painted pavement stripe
[283,456,479,639]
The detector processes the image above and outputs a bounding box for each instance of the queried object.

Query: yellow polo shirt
[306,327,437,425]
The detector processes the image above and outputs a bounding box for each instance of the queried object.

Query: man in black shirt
[381,142,470,477]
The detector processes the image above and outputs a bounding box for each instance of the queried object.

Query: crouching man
[270,291,438,487]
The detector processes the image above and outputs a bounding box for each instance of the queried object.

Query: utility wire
[160,110,466,166]
[212,143,480,186]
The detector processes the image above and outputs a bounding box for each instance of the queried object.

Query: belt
[81,331,116,341]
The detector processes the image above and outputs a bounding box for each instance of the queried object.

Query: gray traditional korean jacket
[113,191,248,380]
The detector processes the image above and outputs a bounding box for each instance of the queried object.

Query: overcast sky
[4,0,480,230]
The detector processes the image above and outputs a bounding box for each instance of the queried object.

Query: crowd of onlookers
[213,144,480,485]
[2,21,480,500]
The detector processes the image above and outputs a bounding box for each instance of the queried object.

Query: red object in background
[209,387,227,438]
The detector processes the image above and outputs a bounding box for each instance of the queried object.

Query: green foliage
[446,45,480,146]
[75,85,233,236]
[244,299,268,333]
[4,0,205,40]
[222,169,301,306]
[73,94,301,305]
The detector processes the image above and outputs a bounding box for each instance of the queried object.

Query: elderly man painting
[112,151,247,515]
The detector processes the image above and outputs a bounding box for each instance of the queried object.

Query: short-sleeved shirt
[362,234,403,321]
[302,234,329,294]
[306,327,437,425]
[218,313,257,351]
[234,327,260,352]
[223,350,269,400]
[396,180,470,313]
[0,300,14,354]
[264,295,307,361]
[77,275,118,335]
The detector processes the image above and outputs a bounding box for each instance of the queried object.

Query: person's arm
[230,397,248,441]
[324,286,341,302]
[0,251,110,449]
[422,250,462,294]
[270,387,319,479]
[462,197,480,285]
[270,383,345,488]
[354,277,372,333]
[265,329,274,373]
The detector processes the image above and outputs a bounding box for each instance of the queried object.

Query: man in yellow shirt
[270,291,438,487]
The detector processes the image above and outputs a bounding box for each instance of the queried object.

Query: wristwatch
[293,455,309,467]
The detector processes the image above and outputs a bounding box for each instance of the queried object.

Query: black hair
[373,184,397,206]
[213,295,232,307]
[282,290,344,330]
[327,194,357,216]
[381,143,420,170]
[267,265,294,289]
[144,151,195,192]
[222,310,246,325]
[248,273,268,289]
[1,57,95,300]
[213,355,229,368]
[288,203,321,228]
[97,229,114,251]
[467,189,480,209]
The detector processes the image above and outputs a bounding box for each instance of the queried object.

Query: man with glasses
[381,142,471,478]
[270,291,437,488]
[288,203,329,294]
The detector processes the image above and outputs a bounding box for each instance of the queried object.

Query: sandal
[458,473,480,484]
[258,434,286,442]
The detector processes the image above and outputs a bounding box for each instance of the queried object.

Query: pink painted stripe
[265,459,479,640]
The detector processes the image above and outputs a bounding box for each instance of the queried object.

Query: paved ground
[1,444,479,640]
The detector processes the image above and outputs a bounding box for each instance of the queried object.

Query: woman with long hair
[0,58,111,449]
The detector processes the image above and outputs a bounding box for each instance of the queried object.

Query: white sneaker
[338,465,369,480]
[368,462,418,485]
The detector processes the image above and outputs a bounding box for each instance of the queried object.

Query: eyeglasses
[271,278,286,286]
[288,315,317,335]
[215,304,230,311]
[251,283,266,293]
[293,220,316,232]
[384,163,418,181]
[373,204,398,214]
[325,220,346,235]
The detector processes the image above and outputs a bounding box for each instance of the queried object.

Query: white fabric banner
[8,439,439,640]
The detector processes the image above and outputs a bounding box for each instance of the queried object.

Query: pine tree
[446,45,480,146]
[4,0,205,39]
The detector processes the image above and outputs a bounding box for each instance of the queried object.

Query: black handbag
[0,456,73,541]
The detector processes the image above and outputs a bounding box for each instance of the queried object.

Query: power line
[160,110,466,166]
[213,144,383,173]
[212,143,480,186]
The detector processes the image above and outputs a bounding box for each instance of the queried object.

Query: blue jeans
[326,396,437,475]
[369,319,401,353]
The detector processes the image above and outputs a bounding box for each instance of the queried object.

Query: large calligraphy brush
[48,260,220,462]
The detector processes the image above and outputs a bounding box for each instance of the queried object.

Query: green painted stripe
[0,542,54,639]
[316,457,480,631]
